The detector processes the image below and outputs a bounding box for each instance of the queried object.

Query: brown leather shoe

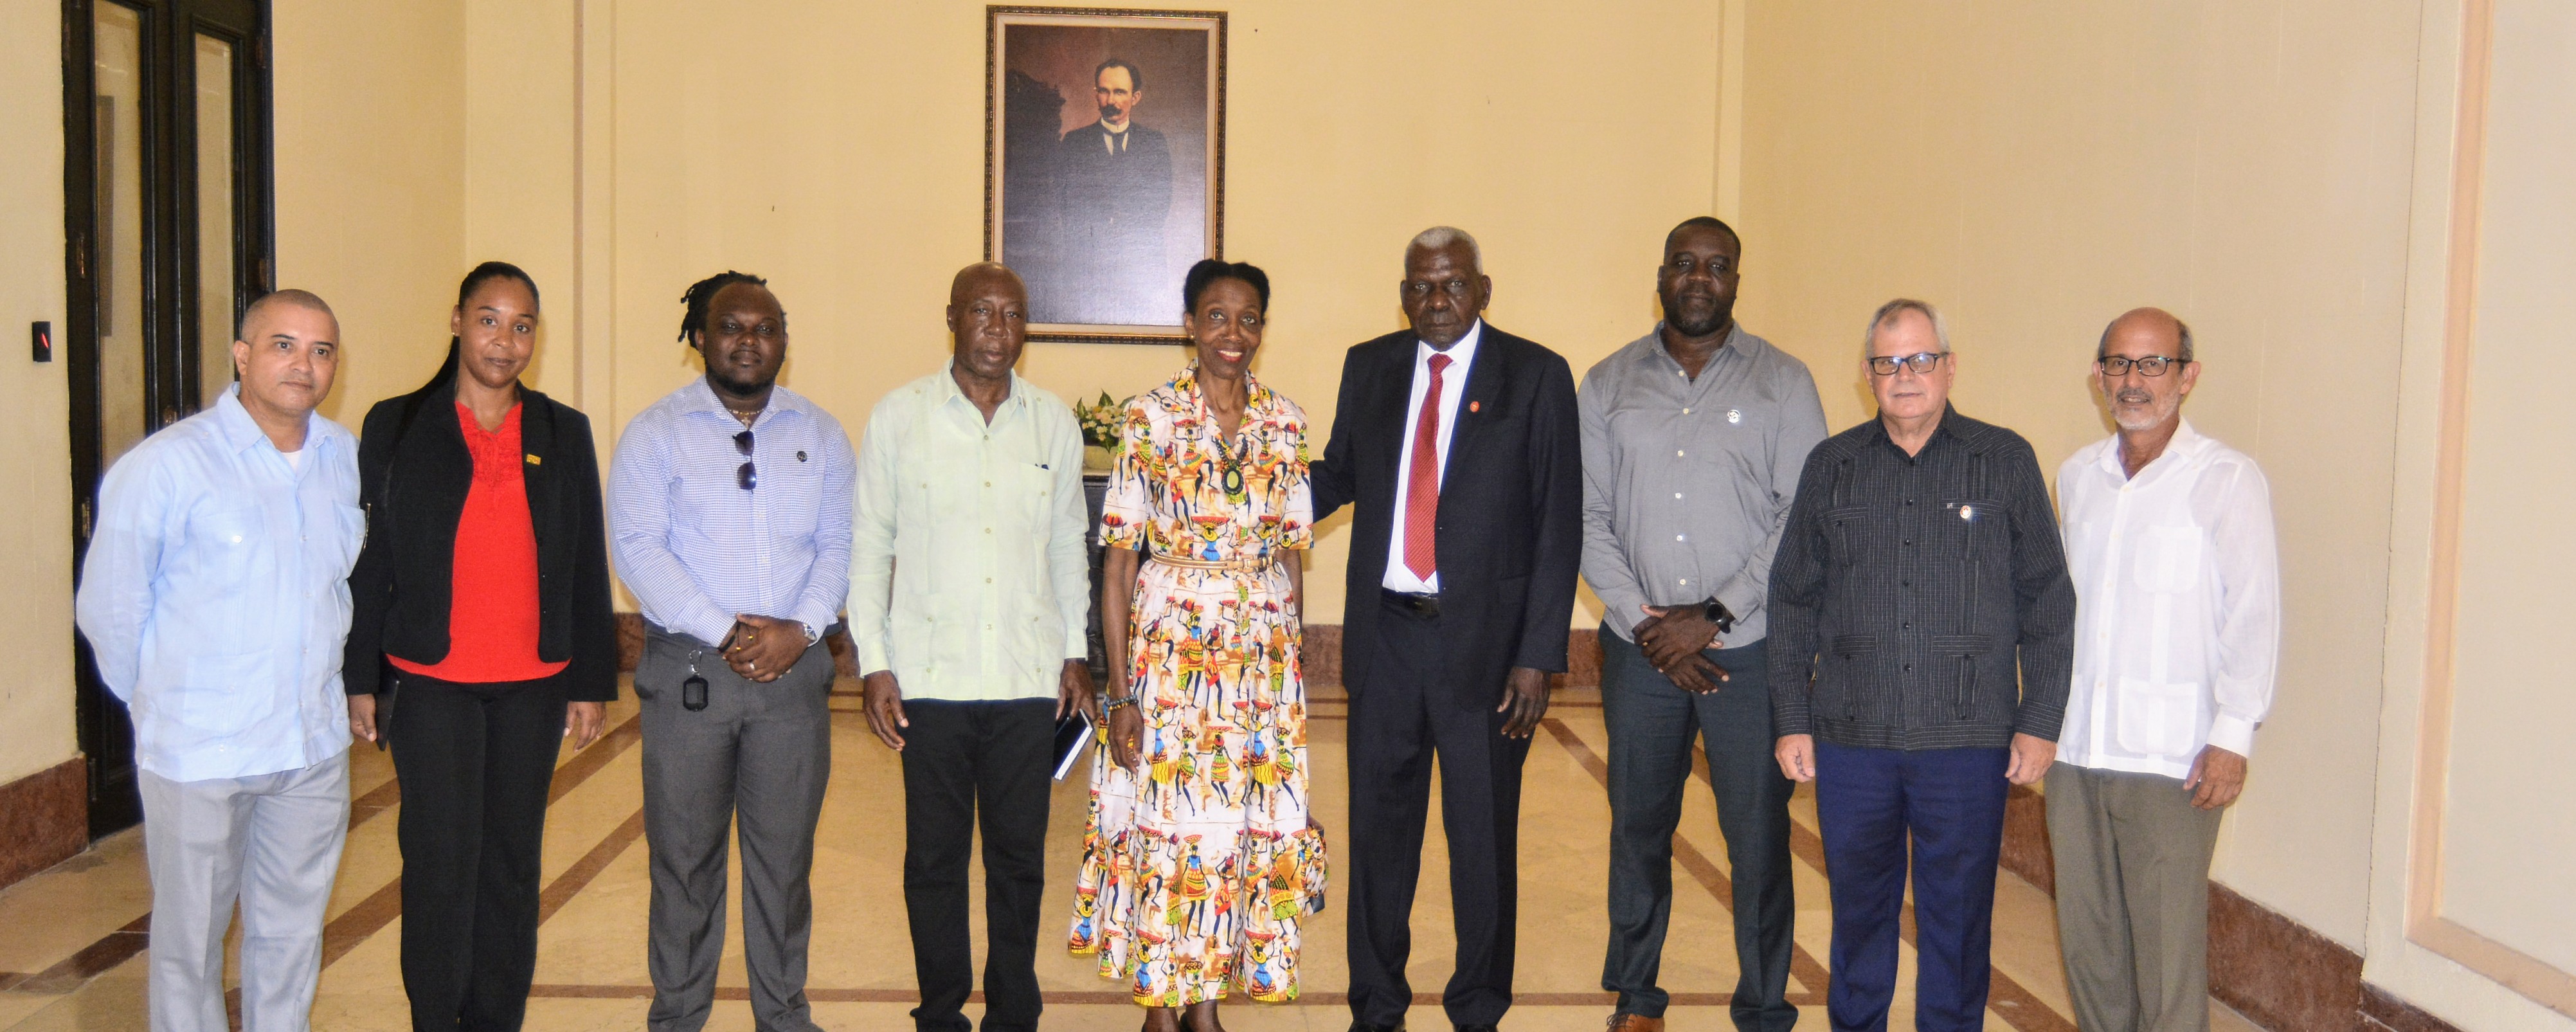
[1605,1014,1665,1032]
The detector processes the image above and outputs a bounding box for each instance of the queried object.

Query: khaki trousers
[2044,763,2224,1032]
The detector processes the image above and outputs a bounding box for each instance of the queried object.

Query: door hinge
[72,231,88,281]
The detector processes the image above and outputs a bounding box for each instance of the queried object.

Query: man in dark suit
[1311,226,1585,1032]
[1054,57,1171,323]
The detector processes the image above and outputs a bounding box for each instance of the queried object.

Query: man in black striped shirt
[1766,298,2075,1032]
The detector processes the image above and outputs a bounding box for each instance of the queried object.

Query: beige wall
[0,0,76,786]
[1729,0,2422,948]
[274,0,469,424]
[570,0,1728,626]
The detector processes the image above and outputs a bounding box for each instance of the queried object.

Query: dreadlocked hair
[676,271,770,345]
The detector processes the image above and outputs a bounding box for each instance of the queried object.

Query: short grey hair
[1407,226,1482,271]
[2096,313,2195,364]
[1862,298,1949,359]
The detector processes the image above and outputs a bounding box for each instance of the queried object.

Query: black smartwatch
[1702,597,1736,634]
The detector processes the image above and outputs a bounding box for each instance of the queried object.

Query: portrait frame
[986,5,1227,344]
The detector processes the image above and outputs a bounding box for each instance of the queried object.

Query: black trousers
[899,698,1057,1032]
[1345,595,1534,1029]
[386,673,567,1032]
[1599,630,1797,1031]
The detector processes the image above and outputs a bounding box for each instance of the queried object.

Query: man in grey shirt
[1578,216,1827,1032]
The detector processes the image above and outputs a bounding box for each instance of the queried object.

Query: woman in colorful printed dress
[1072,259,1326,1032]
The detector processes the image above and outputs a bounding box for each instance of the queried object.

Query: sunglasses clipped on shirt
[734,430,757,491]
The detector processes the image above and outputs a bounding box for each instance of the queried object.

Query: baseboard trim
[0,758,89,891]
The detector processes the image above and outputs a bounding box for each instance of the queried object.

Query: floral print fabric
[1070,365,1326,1006]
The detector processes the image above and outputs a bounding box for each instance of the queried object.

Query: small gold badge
[525,453,542,466]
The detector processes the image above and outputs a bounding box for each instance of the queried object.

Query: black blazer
[343,380,618,702]
[1311,325,1584,707]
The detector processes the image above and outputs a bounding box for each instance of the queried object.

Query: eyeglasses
[2097,356,2183,377]
[1868,352,1947,376]
[734,430,757,491]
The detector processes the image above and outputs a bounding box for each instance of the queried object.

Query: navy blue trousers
[1813,741,2008,1032]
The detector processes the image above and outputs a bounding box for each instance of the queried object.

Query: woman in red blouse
[343,262,617,1031]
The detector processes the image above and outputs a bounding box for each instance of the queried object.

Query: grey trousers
[1599,629,1798,1031]
[636,628,833,1032]
[2045,763,2224,1032]
[140,750,352,1032]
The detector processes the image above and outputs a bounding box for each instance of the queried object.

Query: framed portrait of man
[987,6,1225,343]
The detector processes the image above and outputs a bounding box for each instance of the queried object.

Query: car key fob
[682,674,709,711]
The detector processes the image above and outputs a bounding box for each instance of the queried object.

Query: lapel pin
[1469,401,1481,413]
[797,450,808,462]
[524,453,541,466]
[1727,408,1742,424]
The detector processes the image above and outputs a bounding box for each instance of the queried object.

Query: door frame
[62,0,274,838]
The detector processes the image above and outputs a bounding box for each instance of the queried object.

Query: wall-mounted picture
[987,6,1225,343]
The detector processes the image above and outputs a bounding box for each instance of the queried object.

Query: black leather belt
[1381,588,1441,618]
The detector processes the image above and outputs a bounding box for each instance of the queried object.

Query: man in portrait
[1055,57,1173,321]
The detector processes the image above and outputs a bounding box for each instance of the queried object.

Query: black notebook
[1052,711,1095,781]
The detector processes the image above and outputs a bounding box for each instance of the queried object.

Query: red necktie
[1403,354,1452,581]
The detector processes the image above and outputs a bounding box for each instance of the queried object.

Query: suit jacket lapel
[1441,328,1506,489]
[1370,334,1417,492]
[519,392,559,548]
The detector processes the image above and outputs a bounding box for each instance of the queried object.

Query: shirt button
[1673,492,1684,500]
[1677,449,1686,457]
[985,481,993,487]
[984,527,993,534]
[1675,534,1686,541]
[1679,578,1688,584]
[1904,663,1913,671]
[1682,408,1691,415]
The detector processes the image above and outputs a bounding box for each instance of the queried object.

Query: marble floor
[0,679,2262,1031]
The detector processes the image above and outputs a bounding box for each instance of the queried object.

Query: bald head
[949,262,1027,309]
[2098,307,2192,365]
[947,262,1030,385]
[239,289,338,341]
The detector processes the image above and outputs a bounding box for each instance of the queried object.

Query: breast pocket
[2132,525,2204,593]
[323,503,367,578]
[1823,507,1877,567]
[187,504,268,588]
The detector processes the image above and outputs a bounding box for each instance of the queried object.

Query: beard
[1666,294,1732,338]
[2111,388,2181,431]
[708,359,779,397]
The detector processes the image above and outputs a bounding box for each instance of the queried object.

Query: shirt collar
[210,382,336,456]
[2098,417,2204,477]
[684,376,805,423]
[1638,321,1753,370]
[1862,401,1964,452]
[1418,319,1484,371]
[936,358,1025,413]
[1102,119,1130,137]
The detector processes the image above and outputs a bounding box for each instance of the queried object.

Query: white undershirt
[282,448,305,473]
[1382,320,1484,593]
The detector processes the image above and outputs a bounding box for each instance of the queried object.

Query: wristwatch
[1702,597,1736,634]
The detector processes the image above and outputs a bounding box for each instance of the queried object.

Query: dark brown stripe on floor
[10,913,152,994]
[536,809,647,925]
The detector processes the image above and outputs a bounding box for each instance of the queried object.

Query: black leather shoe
[1345,1023,1403,1032]
[1452,1026,1499,1032]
